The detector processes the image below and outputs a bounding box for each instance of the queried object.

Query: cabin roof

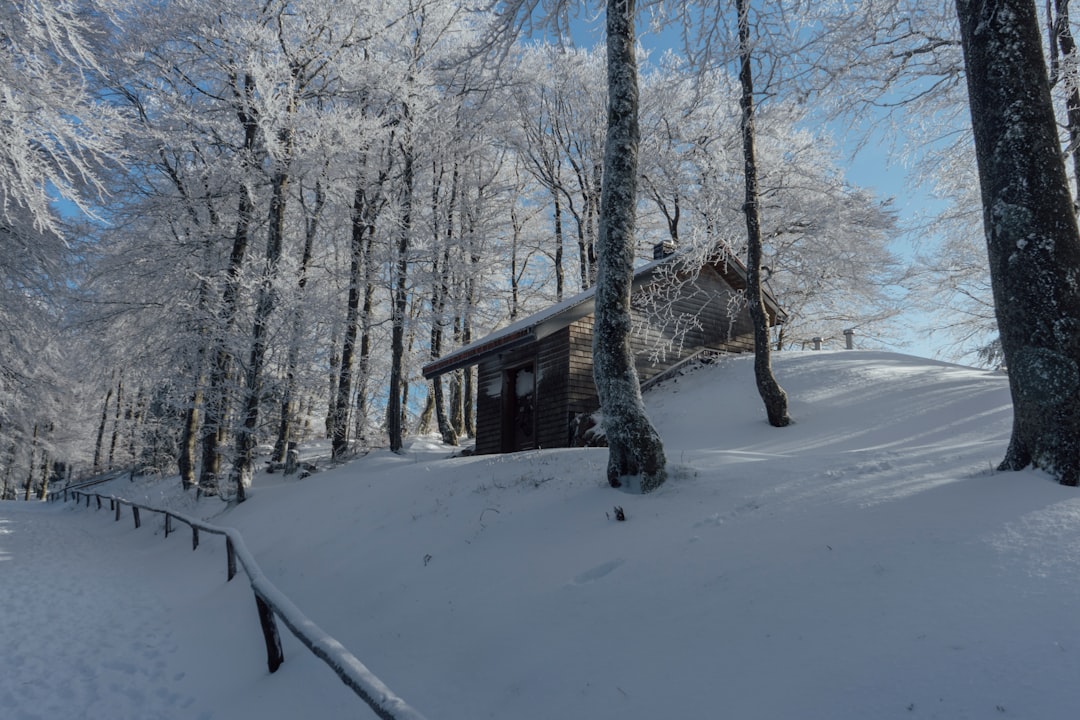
[422,246,783,379]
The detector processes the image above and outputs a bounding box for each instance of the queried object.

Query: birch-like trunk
[592,0,666,493]
[957,0,1080,485]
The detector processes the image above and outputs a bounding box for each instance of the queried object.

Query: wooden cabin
[422,245,784,455]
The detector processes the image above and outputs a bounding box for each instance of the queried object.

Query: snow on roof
[422,245,773,379]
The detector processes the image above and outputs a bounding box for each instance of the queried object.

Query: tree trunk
[23,423,38,501]
[355,262,376,445]
[107,374,124,470]
[178,387,201,489]
[592,0,667,493]
[737,0,791,428]
[92,382,113,474]
[956,0,1080,485]
[430,249,458,446]
[325,324,340,439]
[37,451,50,500]
[331,182,377,460]
[200,75,259,495]
[230,125,293,500]
[553,189,565,301]
[275,180,323,463]
[388,132,414,453]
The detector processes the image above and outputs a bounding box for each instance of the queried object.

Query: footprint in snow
[571,558,625,585]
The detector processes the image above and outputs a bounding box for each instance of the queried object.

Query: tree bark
[274,179,323,463]
[956,0,1080,485]
[23,423,38,501]
[92,382,113,474]
[331,184,372,460]
[107,373,124,470]
[230,119,293,500]
[388,129,414,453]
[199,74,259,495]
[592,0,667,493]
[737,0,791,428]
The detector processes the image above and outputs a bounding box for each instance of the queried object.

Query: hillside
[3,351,1079,719]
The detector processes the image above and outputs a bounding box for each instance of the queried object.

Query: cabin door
[502,362,537,452]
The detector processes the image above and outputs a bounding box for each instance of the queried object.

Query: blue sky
[563,11,961,361]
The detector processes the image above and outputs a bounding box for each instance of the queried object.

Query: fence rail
[50,487,426,720]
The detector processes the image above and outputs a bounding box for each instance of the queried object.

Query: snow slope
[3,351,1079,719]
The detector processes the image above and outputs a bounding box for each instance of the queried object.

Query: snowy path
[0,500,369,720]
[0,501,216,720]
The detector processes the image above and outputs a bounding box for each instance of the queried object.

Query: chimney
[653,241,677,260]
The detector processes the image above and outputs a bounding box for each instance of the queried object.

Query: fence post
[115,501,121,521]
[132,506,141,529]
[844,328,855,349]
[85,493,91,507]
[254,592,285,673]
[96,495,102,510]
[225,537,237,581]
[165,513,172,537]
[191,525,199,551]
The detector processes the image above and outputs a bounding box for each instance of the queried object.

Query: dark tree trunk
[429,162,458,446]
[553,190,565,301]
[107,374,123,470]
[592,0,667,493]
[325,325,340,439]
[355,264,376,445]
[331,184,371,460]
[388,133,414,453]
[24,423,38,501]
[737,0,791,428]
[93,382,113,474]
[230,126,293,501]
[430,248,458,446]
[957,0,1080,486]
[200,75,259,494]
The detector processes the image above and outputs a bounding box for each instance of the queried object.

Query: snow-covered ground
[3,350,1080,719]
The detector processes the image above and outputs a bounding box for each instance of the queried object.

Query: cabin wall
[475,358,503,456]
[474,333,572,455]
[474,264,762,455]
[631,264,754,383]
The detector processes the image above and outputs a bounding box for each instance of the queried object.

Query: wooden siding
[567,316,599,420]
[474,264,760,455]
[475,358,503,455]
[631,264,754,383]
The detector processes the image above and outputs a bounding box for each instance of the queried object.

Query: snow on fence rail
[49,487,427,720]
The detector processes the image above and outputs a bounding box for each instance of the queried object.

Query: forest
[3,0,1080,498]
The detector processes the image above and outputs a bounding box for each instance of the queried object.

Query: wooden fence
[50,488,427,720]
